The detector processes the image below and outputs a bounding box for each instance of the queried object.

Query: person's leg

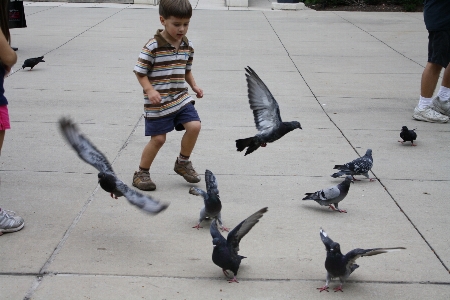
[180,120,201,159]
[420,62,442,99]
[0,130,5,156]
[133,133,166,191]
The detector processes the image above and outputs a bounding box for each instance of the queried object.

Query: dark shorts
[145,103,200,136]
[428,30,450,68]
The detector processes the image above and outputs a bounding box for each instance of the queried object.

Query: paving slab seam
[262,10,450,277]
[19,116,144,299]
[7,4,133,78]
[22,2,63,17]
[333,12,426,69]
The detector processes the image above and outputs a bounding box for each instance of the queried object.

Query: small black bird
[331,149,374,181]
[189,169,229,231]
[302,176,353,213]
[210,207,268,283]
[235,67,302,156]
[318,228,405,292]
[59,117,168,215]
[399,126,417,146]
[22,56,45,70]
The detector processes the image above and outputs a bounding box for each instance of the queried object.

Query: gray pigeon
[210,207,268,283]
[189,169,229,232]
[235,67,302,156]
[59,117,168,215]
[399,126,417,146]
[331,149,374,181]
[302,176,353,213]
[22,56,45,70]
[318,228,405,292]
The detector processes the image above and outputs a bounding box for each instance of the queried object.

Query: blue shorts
[145,103,200,136]
[428,30,450,68]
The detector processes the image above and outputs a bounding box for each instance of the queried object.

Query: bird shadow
[300,204,346,215]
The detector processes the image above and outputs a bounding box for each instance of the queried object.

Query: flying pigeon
[302,176,353,213]
[235,67,302,156]
[210,207,268,283]
[58,117,168,215]
[331,149,374,181]
[398,126,417,146]
[22,56,45,70]
[318,228,405,292]
[189,169,229,231]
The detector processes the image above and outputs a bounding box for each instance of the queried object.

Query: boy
[132,0,203,191]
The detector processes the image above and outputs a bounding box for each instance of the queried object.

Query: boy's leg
[431,66,450,116]
[174,120,201,183]
[420,62,442,98]
[133,134,166,191]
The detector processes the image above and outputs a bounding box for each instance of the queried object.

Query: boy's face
[160,16,190,43]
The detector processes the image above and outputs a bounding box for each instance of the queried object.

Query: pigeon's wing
[114,178,169,214]
[189,187,208,200]
[227,207,268,254]
[205,169,219,196]
[320,228,335,252]
[320,186,340,200]
[344,247,406,269]
[410,130,417,140]
[59,118,113,174]
[347,156,371,174]
[210,218,227,244]
[245,67,282,132]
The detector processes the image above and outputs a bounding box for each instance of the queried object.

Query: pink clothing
[0,105,11,130]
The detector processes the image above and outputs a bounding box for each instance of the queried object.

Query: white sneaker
[412,106,449,123]
[430,96,450,117]
[0,209,24,235]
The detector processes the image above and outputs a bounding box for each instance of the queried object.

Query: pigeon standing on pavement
[331,149,375,181]
[235,67,302,156]
[302,176,353,213]
[210,207,268,283]
[59,117,168,215]
[318,228,405,292]
[189,169,229,231]
[22,56,45,70]
[398,126,417,146]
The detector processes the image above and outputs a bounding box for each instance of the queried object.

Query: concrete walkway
[1,1,449,299]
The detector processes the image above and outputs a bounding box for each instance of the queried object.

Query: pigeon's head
[365,149,372,157]
[401,126,408,131]
[329,242,342,255]
[292,121,302,130]
[344,175,354,184]
[98,172,106,181]
[212,237,222,247]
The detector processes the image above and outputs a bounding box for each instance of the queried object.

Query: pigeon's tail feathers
[333,165,345,170]
[236,137,260,155]
[302,193,315,200]
[331,171,345,178]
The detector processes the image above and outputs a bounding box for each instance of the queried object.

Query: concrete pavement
[1,1,449,299]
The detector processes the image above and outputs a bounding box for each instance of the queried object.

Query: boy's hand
[192,85,203,98]
[146,89,162,104]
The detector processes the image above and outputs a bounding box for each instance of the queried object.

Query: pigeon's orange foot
[261,143,267,147]
[228,276,239,283]
[334,285,344,292]
[338,209,347,213]
[110,193,118,199]
[192,224,203,230]
[222,269,229,277]
[221,226,230,232]
[317,286,329,292]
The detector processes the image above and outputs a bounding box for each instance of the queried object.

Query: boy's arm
[135,73,161,104]
[185,70,203,98]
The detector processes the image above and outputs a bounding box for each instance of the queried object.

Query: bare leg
[139,134,166,169]
[0,130,4,156]
[421,62,443,98]
[441,65,450,88]
[180,121,201,157]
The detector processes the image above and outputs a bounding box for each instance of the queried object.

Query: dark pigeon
[331,149,374,181]
[398,126,417,146]
[210,207,268,283]
[302,175,353,213]
[22,56,45,70]
[59,117,168,215]
[189,169,229,231]
[318,228,405,292]
[235,67,302,156]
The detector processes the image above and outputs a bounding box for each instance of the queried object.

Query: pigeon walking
[22,56,45,70]
[210,207,268,283]
[302,176,353,213]
[189,169,229,231]
[59,117,168,215]
[235,67,302,156]
[398,126,417,146]
[331,149,374,181]
[318,228,405,292]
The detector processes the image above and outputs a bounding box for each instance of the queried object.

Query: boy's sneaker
[132,170,156,191]
[0,209,24,235]
[412,105,449,123]
[430,96,450,117]
[174,159,201,183]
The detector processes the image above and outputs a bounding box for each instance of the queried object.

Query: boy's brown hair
[159,0,192,19]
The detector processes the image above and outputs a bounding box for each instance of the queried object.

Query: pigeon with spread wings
[235,67,302,156]
[59,117,168,214]
[318,228,405,292]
